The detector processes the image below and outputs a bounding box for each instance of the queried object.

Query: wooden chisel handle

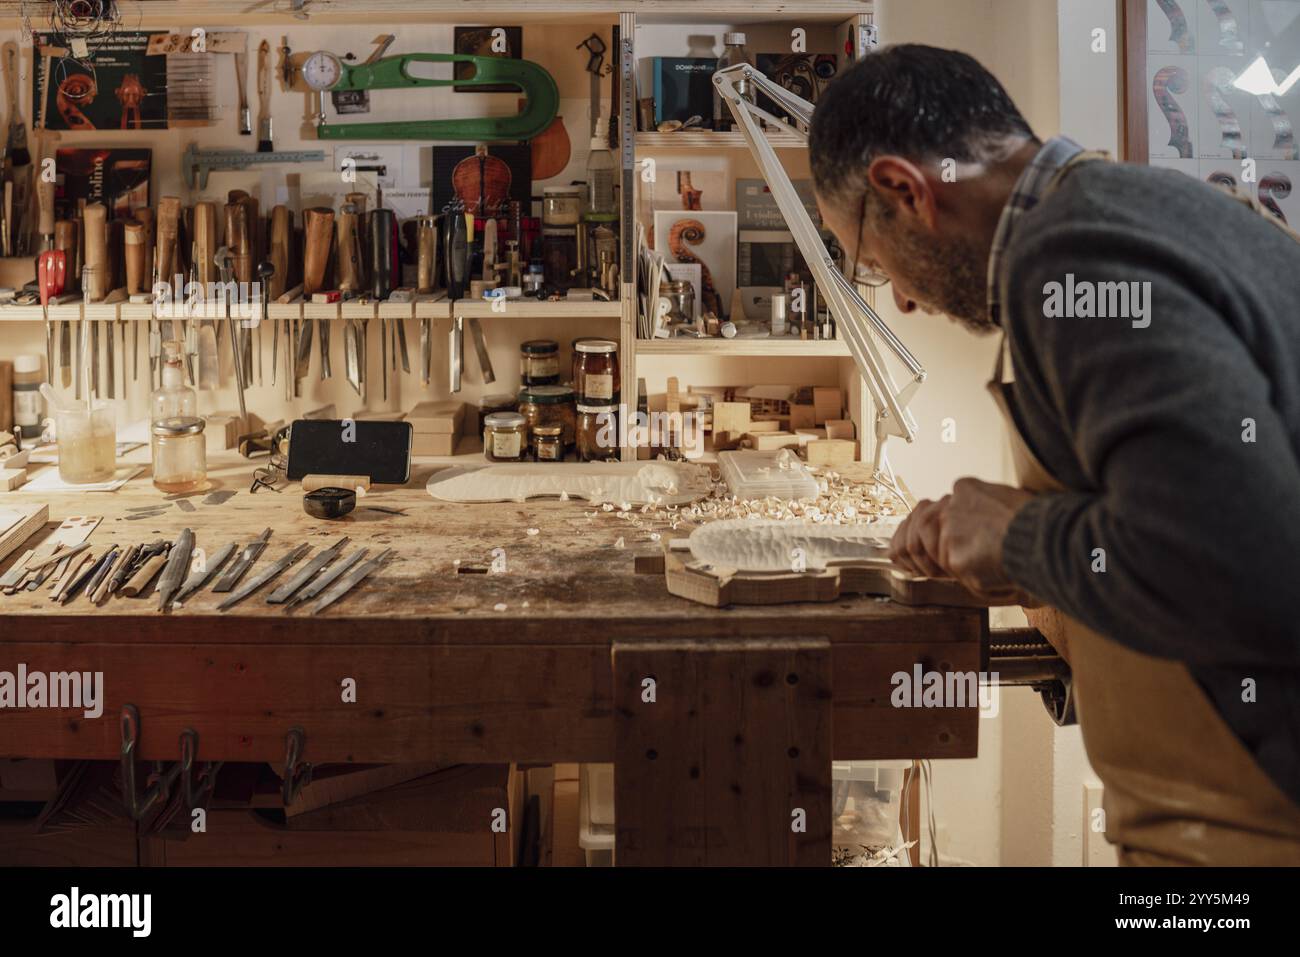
[133,206,154,291]
[225,201,253,284]
[122,554,167,598]
[123,222,145,294]
[194,201,218,286]
[157,196,181,284]
[54,219,79,291]
[336,208,362,293]
[302,207,334,297]
[269,205,292,301]
[82,203,108,301]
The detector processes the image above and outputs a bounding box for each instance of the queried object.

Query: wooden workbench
[0,452,985,866]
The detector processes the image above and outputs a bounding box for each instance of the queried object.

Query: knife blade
[217,543,312,611]
[295,315,314,383]
[395,314,410,373]
[213,527,272,592]
[304,548,394,615]
[420,316,430,385]
[468,316,494,383]
[449,315,463,392]
[319,313,331,379]
[345,317,360,394]
[285,547,369,609]
[174,540,238,604]
[266,536,350,604]
[60,316,71,387]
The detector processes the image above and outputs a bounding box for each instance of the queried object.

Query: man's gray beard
[892,223,996,333]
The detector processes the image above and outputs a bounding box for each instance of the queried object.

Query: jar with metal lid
[542,186,583,226]
[574,338,619,404]
[478,392,517,434]
[520,339,560,386]
[542,227,579,289]
[576,403,619,462]
[151,415,207,493]
[518,384,576,448]
[483,411,528,462]
[661,279,695,332]
[532,425,564,462]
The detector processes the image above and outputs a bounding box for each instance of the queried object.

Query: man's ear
[867,156,937,228]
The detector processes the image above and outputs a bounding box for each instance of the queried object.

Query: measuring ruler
[183,144,327,189]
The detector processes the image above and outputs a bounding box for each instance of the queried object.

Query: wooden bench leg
[611,638,832,866]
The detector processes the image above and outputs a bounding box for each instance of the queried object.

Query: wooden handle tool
[302,207,334,297]
[335,207,362,293]
[225,201,253,284]
[269,205,292,301]
[121,554,167,598]
[123,222,146,294]
[82,203,108,301]
[193,201,218,286]
[156,196,181,285]
[54,219,79,292]
[417,217,437,293]
[133,206,154,291]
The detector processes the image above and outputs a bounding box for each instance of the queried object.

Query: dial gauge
[302,51,342,91]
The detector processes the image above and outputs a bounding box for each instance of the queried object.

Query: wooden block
[412,432,457,457]
[805,438,856,467]
[352,410,405,422]
[0,503,47,565]
[407,400,464,435]
[795,427,827,440]
[789,404,816,431]
[812,387,842,425]
[203,412,242,452]
[825,419,856,441]
[747,431,800,452]
[0,468,25,491]
[712,401,751,438]
[666,377,681,414]
[745,420,782,433]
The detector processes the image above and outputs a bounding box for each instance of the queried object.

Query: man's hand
[890,478,1037,603]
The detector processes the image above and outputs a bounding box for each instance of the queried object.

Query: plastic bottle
[713,33,755,132]
[586,125,617,215]
[13,354,42,439]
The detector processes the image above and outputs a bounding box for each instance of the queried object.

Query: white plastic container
[718,448,820,501]
[832,760,914,865]
[578,763,615,866]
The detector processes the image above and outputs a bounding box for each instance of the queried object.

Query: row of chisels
[13,525,395,614]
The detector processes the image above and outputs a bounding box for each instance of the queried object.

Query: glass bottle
[713,33,755,132]
[586,126,617,215]
[151,340,197,420]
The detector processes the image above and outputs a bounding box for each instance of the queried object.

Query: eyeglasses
[851,192,891,289]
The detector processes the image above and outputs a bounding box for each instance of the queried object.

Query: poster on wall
[431,144,531,216]
[55,148,152,220]
[1135,0,1300,224]
[33,32,167,130]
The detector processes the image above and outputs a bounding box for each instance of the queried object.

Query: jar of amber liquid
[520,339,560,386]
[151,416,207,492]
[518,384,576,448]
[576,403,619,462]
[574,338,619,404]
[532,425,564,462]
[483,412,528,462]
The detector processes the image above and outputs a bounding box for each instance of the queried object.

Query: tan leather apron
[988,157,1300,866]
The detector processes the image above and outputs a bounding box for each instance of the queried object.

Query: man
[809,44,1300,864]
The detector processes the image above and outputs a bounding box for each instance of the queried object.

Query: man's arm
[1000,221,1300,666]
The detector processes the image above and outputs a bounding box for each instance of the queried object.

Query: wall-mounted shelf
[636,338,849,357]
[449,299,623,319]
[635,131,806,150]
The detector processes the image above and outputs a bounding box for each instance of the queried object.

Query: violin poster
[32,32,168,131]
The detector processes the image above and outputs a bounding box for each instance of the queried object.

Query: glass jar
[56,403,116,485]
[478,392,517,434]
[151,415,207,493]
[661,279,695,331]
[532,425,564,462]
[542,227,579,289]
[518,384,576,448]
[483,411,528,462]
[542,186,583,226]
[520,339,560,386]
[576,403,619,462]
[574,338,619,404]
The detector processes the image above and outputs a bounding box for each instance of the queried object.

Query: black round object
[304,487,356,520]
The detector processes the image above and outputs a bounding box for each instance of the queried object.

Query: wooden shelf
[635,131,806,151]
[636,337,849,357]
[449,299,622,319]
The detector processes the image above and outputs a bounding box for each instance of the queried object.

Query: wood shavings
[493,602,508,612]
[526,528,540,536]
[614,537,625,549]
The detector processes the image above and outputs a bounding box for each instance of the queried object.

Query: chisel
[304,548,394,615]
[217,543,311,611]
[266,536,350,604]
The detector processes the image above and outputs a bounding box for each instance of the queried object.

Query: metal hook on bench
[282,726,313,807]
[119,704,184,821]
[180,728,224,811]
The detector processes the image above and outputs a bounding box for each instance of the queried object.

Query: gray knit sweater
[999,161,1300,807]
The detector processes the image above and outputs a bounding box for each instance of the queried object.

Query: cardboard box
[412,432,457,457]
[406,400,464,435]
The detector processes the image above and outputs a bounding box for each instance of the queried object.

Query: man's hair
[810,44,1038,208]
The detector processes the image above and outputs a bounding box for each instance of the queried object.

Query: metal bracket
[180,728,225,811]
[987,628,1077,727]
[282,727,313,807]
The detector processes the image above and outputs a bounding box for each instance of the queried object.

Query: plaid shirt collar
[986,136,1085,327]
